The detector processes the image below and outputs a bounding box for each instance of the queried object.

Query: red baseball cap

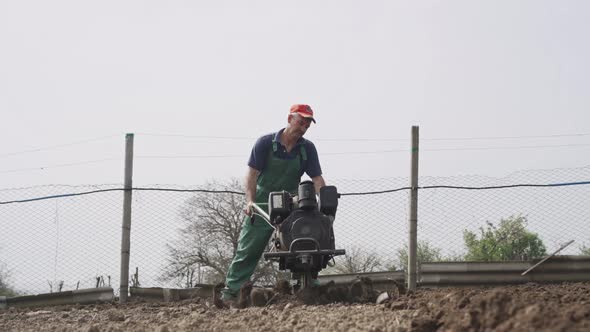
[289,104,316,123]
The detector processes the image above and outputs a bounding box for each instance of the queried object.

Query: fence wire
[1,166,590,295]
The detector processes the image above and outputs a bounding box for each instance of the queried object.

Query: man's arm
[311,175,326,194]
[244,166,260,215]
[305,142,324,194]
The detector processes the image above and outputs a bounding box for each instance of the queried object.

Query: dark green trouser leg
[222,215,273,299]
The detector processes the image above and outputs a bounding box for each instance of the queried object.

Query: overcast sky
[1,0,589,189]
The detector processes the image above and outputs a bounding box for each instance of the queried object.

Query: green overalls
[222,136,306,299]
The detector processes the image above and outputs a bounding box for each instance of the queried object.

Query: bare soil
[2,282,589,332]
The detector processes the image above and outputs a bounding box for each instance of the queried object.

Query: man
[222,104,326,301]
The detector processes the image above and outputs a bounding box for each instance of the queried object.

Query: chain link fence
[419,167,590,260]
[1,166,590,295]
[0,185,123,295]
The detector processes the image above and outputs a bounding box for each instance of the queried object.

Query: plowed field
[1,282,589,331]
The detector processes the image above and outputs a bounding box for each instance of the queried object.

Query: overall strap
[270,131,306,169]
[272,132,306,160]
[299,145,307,161]
[272,132,279,153]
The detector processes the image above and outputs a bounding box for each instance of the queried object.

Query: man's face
[289,114,313,136]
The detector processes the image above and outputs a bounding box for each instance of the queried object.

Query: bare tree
[0,262,9,291]
[159,178,283,287]
[322,245,384,274]
[1,259,17,296]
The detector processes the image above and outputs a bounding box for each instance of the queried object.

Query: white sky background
[1,0,589,187]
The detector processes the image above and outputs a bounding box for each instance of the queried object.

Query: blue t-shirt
[247,128,322,178]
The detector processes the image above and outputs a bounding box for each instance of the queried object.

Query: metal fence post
[119,133,134,303]
[408,126,419,291]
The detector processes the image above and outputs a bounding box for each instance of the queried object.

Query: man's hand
[244,201,254,216]
[244,167,259,217]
